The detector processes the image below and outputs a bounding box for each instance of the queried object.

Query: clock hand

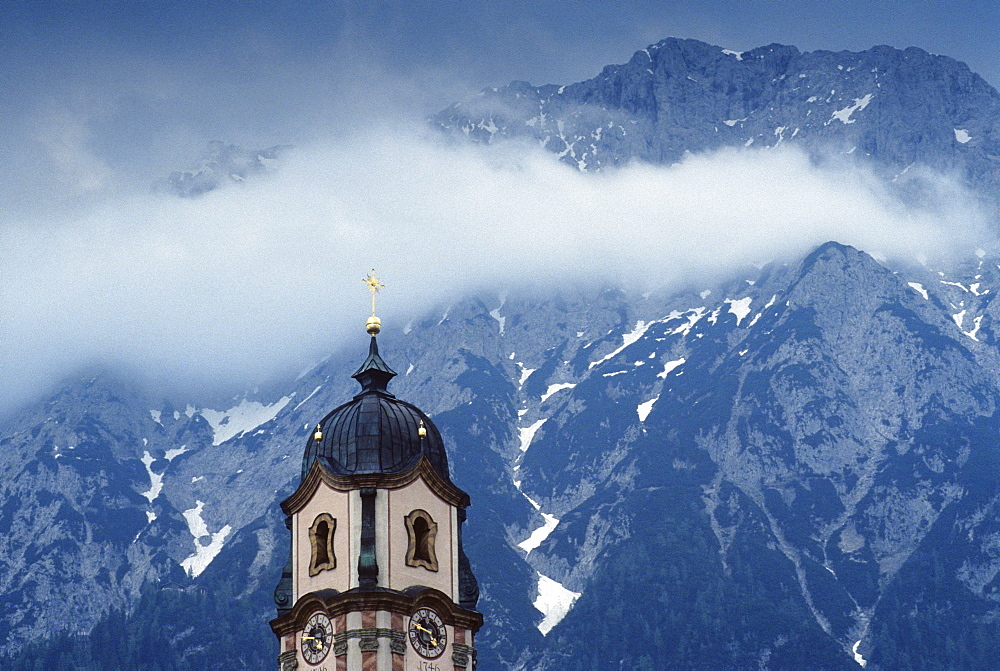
[414,622,440,647]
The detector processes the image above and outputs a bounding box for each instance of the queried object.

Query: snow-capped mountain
[6,38,1000,670]
[433,38,1000,204]
[159,141,287,197]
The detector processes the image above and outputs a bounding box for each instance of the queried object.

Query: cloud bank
[0,127,992,414]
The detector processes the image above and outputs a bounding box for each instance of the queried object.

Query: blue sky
[4,1,998,87]
[3,0,997,159]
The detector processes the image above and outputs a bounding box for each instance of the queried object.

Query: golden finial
[418,419,427,439]
[313,424,323,442]
[363,269,384,335]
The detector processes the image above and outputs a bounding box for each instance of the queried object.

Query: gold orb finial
[313,424,323,442]
[363,269,385,334]
[418,419,427,439]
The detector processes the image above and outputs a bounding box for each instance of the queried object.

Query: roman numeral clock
[271,272,482,671]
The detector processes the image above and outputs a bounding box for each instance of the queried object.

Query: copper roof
[301,336,449,480]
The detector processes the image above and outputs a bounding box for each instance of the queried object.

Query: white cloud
[33,107,113,192]
[0,127,991,414]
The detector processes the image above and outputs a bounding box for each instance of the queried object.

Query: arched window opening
[309,513,336,576]
[405,509,439,571]
[413,516,431,564]
[315,521,330,565]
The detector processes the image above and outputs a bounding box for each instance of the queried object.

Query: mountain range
[5,38,1000,670]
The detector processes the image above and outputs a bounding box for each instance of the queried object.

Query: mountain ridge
[6,36,1000,670]
[433,37,1000,210]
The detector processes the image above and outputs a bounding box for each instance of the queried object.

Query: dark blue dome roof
[301,336,449,480]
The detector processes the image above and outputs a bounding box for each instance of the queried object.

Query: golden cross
[363,269,384,318]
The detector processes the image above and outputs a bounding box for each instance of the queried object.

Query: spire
[352,335,397,393]
[363,269,384,335]
[353,268,396,392]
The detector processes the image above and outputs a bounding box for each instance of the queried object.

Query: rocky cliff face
[515,243,1000,669]
[433,38,1000,202]
[5,38,1000,670]
[6,244,1000,669]
[159,141,286,197]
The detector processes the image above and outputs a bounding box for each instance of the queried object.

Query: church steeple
[270,272,481,671]
[351,336,396,394]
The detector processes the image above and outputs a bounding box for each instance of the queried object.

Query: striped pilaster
[361,611,378,671]
[391,613,405,671]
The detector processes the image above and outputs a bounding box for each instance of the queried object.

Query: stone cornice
[270,587,483,637]
[281,456,470,515]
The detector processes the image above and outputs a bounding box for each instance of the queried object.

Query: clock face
[408,607,447,659]
[301,611,333,665]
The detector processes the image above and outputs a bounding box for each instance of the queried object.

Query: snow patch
[540,383,576,403]
[140,451,163,503]
[518,507,559,554]
[657,358,686,379]
[721,48,744,60]
[165,445,188,461]
[406,363,414,375]
[519,419,547,452]
[180,500,232,578]
[199,397,291,446]
[516,363,536,388]
[149,409,162,424]
[534,572,581,635]
[853,640,867,667]
[293,385,322,411]
[954,128,972,144]
[830,93,873,124]
[637,396,659,422]
[489,306,506,334]
[669,307,707,336]
[907,282,929,300]
[964,315,983,342]
[588,320,652,369]
[725,297,753,325]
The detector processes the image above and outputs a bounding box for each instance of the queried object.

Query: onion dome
[301,336,449,480]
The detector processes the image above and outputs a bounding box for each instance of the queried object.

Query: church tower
[271,272,481,671]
